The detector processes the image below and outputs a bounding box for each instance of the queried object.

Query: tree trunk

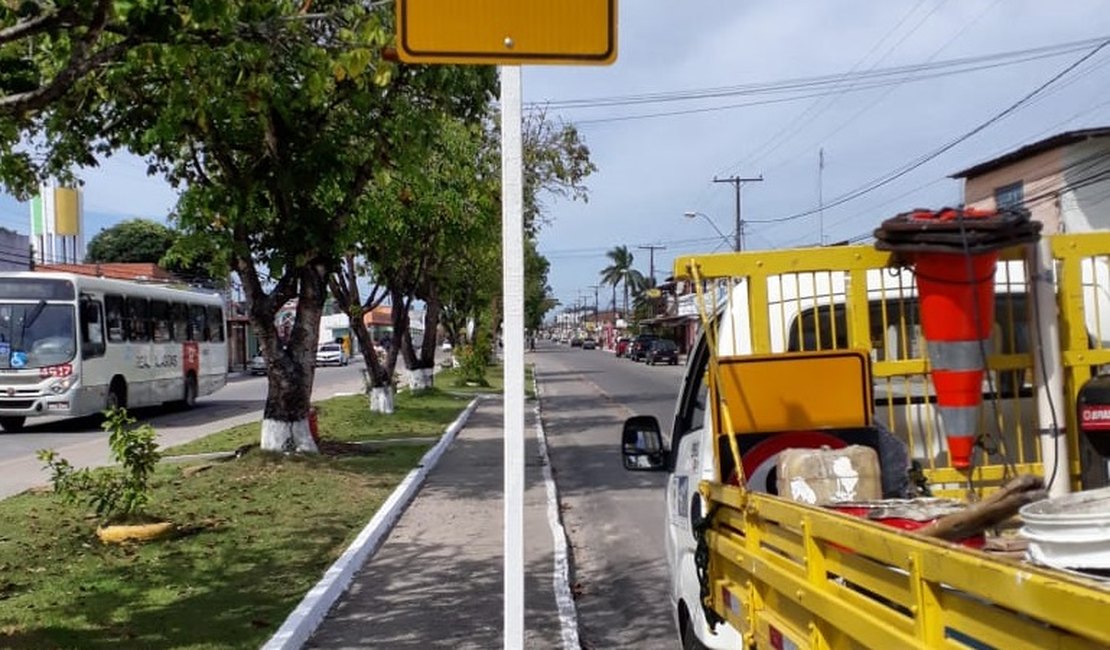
[257,265,325,453]
[327,261,393,412]
[403,288,441,391]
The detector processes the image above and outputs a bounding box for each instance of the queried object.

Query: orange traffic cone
[914,250,998,469]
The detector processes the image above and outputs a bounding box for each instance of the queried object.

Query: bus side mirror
[621,415,667,471]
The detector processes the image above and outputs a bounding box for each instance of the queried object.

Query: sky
[1,1,1109,316]
[523,0,1110,313]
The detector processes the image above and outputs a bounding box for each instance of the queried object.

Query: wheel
[0,416,26,432]
[182,374,198,409]
[106,381,127,411]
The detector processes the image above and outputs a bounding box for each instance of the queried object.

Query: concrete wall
[1059,138,1110,232]
[0,229,31,271]
[963,147,1064,233]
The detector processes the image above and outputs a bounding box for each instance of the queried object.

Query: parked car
[316,342,349,366]
[615,337,631,357]
[249,354,268,376]
[628,334,659,361]
[582,337,597,350]
[570,337,583,347]
[644,338,679,365]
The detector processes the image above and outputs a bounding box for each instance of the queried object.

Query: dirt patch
[316,440,380,456]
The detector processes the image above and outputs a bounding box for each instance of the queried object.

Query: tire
[182,374,198,409]
[106,381,127,411]
[0,416,26,432]
[683,627,709,650]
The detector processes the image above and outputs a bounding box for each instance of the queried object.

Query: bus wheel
[107,381,127,411]
[0,416,26,432]
[183,375,198,409]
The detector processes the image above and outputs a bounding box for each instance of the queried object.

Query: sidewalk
[304,398,569,649]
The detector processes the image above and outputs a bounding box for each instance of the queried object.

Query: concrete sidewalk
[305,398,570,649]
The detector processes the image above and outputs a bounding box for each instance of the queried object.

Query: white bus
[0,272,228,431]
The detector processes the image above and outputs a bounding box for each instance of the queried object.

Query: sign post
[396,4,616,646]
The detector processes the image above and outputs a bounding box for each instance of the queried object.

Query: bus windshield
[0,303,77,369]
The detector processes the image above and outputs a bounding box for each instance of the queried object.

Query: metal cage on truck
[671,231,1110,650]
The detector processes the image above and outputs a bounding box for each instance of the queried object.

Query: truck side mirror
[621,415,667,471]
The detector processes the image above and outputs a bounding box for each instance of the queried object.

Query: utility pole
[638,244,667,285]
[588,284,600,329]
[713,174,763,251]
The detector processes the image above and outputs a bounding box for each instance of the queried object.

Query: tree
[4,2,496,452]
[85,218,175,263]
[601,245,642,317]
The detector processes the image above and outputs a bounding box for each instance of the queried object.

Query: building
[29,185,84,264]
[951,127,1110,234]
[0,228,31,271]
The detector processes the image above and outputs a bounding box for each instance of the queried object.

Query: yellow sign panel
[711,351,873,435]
[396,0,617,65]
[53,187,80,236]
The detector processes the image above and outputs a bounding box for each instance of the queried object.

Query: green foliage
[453,341,490,388]
[85,217,176,263]
[36,407,162,523]
[600,245,645,317]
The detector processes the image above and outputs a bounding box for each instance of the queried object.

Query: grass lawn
[0,389,471,649]
[437,364,534,397]
[164,388,472,456]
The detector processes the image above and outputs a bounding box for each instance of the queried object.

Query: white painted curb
[533,371,581,649]
[262,396,483,650]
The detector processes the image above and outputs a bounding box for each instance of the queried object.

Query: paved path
[307,400,566,649]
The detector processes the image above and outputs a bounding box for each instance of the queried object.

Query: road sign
[396,0,617,65]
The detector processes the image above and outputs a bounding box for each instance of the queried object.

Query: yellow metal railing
[705,485,1110,650]
[674,231,1110,649]
[675,231,1110,493]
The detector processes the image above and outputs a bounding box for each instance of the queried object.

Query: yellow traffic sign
[396,0,617,65]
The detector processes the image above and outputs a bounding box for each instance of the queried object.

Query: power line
[530,36,1108,113]
[746,38,1110,226]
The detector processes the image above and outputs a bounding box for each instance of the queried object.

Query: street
[532,340,683,649]
[0,362,368,499]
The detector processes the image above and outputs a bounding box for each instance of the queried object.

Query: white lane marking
[533,371,581,650]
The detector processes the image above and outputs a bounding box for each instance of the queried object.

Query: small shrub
[453,344,489,387]
[37,407,162,523]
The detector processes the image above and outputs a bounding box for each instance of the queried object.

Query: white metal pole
[500,64,525,648]
[1029,238,1070,498]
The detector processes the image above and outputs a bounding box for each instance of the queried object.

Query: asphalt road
[533,340,684,649]
[0,362,368,499]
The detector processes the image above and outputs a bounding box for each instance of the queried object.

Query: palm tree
[600,245,636,316]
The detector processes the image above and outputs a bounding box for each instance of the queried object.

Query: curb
[262,396,483,650]
[532,370,581,649]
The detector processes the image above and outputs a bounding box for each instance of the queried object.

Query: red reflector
[769,625,784,650]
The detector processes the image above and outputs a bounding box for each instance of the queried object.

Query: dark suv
[628,334,658,362]
[645,339,680,365]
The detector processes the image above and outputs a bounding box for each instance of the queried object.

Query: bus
[0,272,228,431]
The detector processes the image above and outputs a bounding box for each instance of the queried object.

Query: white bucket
[1019,486,1110,571]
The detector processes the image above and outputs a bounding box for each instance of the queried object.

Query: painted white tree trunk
[370,386,395,414]
[260,417,319,453]
[408,368,434,391]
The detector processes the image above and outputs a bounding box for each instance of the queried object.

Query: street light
[684,211,735,251]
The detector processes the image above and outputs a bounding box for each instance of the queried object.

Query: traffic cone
[914,250,998,469]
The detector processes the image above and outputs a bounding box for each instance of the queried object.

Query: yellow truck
[621,228,1110,649]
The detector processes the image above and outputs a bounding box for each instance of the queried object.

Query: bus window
[127,297,150,342]
[105,294,126,343]
[171,302,188,342]
[189,304,207,342]
[207,306,224,342]
[80,298,106,358]
[150,300,172,343]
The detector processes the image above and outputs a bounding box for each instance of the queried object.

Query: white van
[619,251,1110,649]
